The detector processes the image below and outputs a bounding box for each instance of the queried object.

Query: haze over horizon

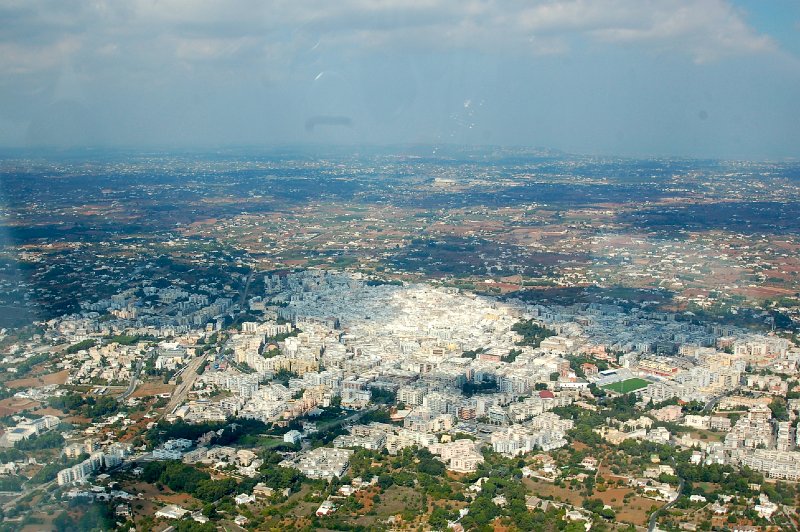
[1,0,799,159]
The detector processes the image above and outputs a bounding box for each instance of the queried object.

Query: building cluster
[56,444,130,486]
[720,403,800,480]
[0,415,60,447]
[5,264,800,527]
[171,272,581,432]
[282,447,354,480]
[66,341,146,386]
[490,413,574,455]
[75,284,234,337]
[183,445,263,477]
[153,271,800,487]
[152,438,193,460]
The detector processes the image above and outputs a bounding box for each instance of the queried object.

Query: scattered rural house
[155,504,188,520]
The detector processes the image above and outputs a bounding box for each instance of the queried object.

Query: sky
[0,0,799,159]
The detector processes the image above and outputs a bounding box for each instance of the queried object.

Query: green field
[601,378,650,394]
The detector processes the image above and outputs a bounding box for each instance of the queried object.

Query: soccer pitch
[601,378,650,394]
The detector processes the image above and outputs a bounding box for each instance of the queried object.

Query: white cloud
[583,0,775,63]
[0,36,82,75]
[0,0,779,77]
[280,0,775,61]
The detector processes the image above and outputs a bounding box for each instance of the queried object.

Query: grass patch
[601,378,650,394]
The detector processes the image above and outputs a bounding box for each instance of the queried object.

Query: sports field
[601,378,650,394]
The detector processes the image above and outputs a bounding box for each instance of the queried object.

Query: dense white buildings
[735,449,800,481]
[31,268,800,510]
[333,425,387,451]
[490,413,574,456]
[430,439,484,473]
[287,447,354,480]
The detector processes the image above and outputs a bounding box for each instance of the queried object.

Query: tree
[144,461,211,494]
[14,431,65,451]
[0,476,23,492]
[48,393,85,413]
[462,497,499,528]
[66,339,96,354]
[378,474,394,490]
[588,383,606,398]
[53,511,72,532]
[174,520,216,532]
[193,478,237,503]
[769,398,789,421]
[429,507,453,529]
[502,349,522,363]
[369,386,397,404]
[262,347,281,359]
[511,320,556,348]
[418,458,446,476]
[600,507,616,520]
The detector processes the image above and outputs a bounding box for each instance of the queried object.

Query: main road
[162,355,208,418]
[119,359,144,400]
[703,392,726,413]
[239,271,254,307]
[2,479,56,512]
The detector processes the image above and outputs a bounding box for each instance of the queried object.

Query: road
[780,506,799,532]
[703,393,725,413]
[119,359,144,400]
[162,355,208,417]
[648,464,684,532]
[239,271,254,307]
[323,405,378,431]
[2,479,56,512]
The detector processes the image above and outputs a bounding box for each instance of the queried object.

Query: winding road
[648,464,685,532]
[703,393,726,413]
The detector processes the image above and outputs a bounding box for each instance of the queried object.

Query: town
[0,150,799,531]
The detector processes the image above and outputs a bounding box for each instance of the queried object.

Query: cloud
[583,1,775,63]
[0,0,777,79]
[0,36,82,75]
